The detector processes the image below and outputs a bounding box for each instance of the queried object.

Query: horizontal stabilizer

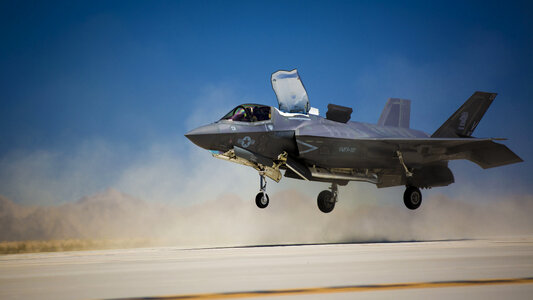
[378,98,411,128]
[432,91,496,138]
[450,140,523,169]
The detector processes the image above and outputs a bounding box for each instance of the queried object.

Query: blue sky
[1,0,532,205]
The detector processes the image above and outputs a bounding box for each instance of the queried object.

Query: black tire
[255,192,269,209]
[317,190,335,213]
[403,186,422,210]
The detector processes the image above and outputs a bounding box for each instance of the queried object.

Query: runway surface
[1,237,533,299]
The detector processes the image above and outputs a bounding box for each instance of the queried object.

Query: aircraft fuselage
[187,106,429,170]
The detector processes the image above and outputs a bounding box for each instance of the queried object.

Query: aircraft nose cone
[185,124,219,150]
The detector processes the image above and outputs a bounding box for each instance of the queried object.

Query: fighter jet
[185,69,523,213]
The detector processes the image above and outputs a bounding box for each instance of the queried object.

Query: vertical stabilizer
[377,98,411,128]
[432,92,496,138]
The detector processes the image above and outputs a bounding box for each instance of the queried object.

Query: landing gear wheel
[255,192,269,209]
[255,173,269,209]
[317,190,335,213]
[404,186,422,210]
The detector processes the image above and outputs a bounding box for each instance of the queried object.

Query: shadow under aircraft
[186,69,522,213]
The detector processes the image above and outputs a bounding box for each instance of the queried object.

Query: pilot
[248,107,258,122]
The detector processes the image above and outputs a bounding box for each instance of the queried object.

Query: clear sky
[1,0,532,205]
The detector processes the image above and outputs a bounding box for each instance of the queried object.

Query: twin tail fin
[432,91,496,138]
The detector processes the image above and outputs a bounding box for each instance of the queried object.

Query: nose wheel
[255,192,269,208]
[255,173,269,209]
[317,183,338,213]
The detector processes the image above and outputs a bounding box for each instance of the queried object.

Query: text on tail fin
[432,91,496,138]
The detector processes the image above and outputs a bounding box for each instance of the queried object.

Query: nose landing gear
[317,183,338,213]
[255,172,269,209]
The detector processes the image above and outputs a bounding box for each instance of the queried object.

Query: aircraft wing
[295,135,523,170]
[353,138,523,169]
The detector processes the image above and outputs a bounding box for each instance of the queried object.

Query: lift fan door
[271,69,310,114]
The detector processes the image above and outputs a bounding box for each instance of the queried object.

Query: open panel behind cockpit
[271,69,310,114]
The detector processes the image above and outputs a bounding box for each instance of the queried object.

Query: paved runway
[1,237,532,299]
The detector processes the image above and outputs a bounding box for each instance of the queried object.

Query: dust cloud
[146,190,533,246]
[1,188,532,248]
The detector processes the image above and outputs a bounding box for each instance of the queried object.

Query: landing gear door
[271,69,310,114]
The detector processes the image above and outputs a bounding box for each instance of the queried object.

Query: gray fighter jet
[185,69,523,213]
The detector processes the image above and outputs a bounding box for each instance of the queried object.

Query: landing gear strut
[255,172,269,209]
[404,186,422,210]
[317,183,337,213]
[396,150,422,210]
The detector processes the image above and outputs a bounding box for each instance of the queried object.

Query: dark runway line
[109,277,533,300]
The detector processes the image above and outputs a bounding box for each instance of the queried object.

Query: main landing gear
[397,150,422,210]
[404,186,422,210]
[317,183,338,213]
[255,172,269,209]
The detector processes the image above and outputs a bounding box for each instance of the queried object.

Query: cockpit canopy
[220,104,271,122]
